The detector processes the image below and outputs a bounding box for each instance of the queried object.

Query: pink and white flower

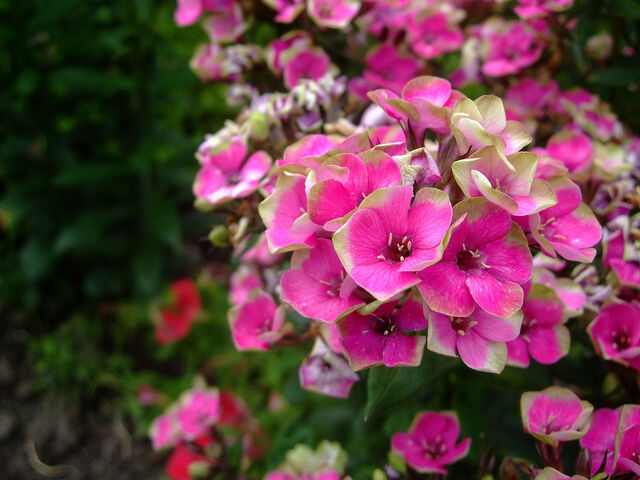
[588,302,640,371]
[307,0,361,29]
[579,407,620,476]
[299,338,359,398]
[228,290,288,351]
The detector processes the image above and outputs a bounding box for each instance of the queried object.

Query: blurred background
[1,0,640,479]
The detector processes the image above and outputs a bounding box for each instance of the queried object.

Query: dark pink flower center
[372,316,396,336]
[450,316,478,336]
[378,233,413,265]
[456,247,487,273]
[421,436,448,459]
[320,272,345,298]
[228,173,243,185]
[611,328,632,351]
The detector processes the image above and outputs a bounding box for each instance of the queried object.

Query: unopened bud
[209,225,229,247]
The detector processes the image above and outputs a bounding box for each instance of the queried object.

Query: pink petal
[527,324,570,364]
[426,309,458,357]
[466,272,524,318]
[457,330,507,373]
[482,224,533,284]
[473,308,523,342]
[382,332,426,367]
[418,262,475,317]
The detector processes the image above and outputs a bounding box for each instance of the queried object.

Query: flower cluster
[149,385,264,479]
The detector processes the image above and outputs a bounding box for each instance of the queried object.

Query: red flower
[155,279,202,345]
[166,443,216,480]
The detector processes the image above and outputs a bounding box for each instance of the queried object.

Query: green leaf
[149,200,182,247]
[590,66,640,86]
[609,0,640,18]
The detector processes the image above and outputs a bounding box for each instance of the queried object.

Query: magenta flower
[333,186,452,301]
[283,48,331,89]
[175,388,221,440]
[339,294,429,370]
[521,386,593,447]
[362,44,421,94]
[194,138,272,206]
[228,290,288,351]
[299,338,359,398]
[308,151,402,231]
[202,3,245,43]
[267,31,312,75]
[263,0,305,23]
[407,11,463,59]
[533,265,586,316]
[452,146,557,216]
[426,306,522,373]
[526,176,602,263]
[505,78,559,120]
[238,233,284,267]
[418,198,532,319]
[506,283,569,368]
[174,0,228,26]
[149,413,179,450]
[189,43,227,82]
[482,22,544,77]
[307,0,360,29]
[229,265,263,306]
[277,134,339,174]
[259,173,321,253]
[546,130,594,174]
[515,0,575,19]
[280,238,365,324]
[579,407,620,476]
[588,302,640,372]
[391,411,471,475]
[614,404,640,476]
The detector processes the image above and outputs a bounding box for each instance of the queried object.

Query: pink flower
[426,306,522,373]
[515,0,575,19]
[407,11,463,59]
[505,78,559,120]
[533,267,586,315]
[308,151,402,231]
[307,0,361,29]
[194,138,272,206]
[526,176,602,263]
[228,290,288,351]
[202,3,245,43]
[546,130,594,174]
[391,411,471,474]
[174,0,229,26]
[264,0,305,23]
[614,404,640,476]
[452,146,557,216]
[238,233,284,267]
[259,173,321,254]
[150,413,179,450]
[155,279,202,345]
[229,266,264,306]
[283,48,331,89]
[521,386,593,447]
[506,283,569,368]
[333,186,452,301]
[175,388,221,440]
[276,134,339,174]
[551,88,597,116]
[362,44,421,94]
[579,407,620,476]
[418,198,532,319]
[299,338,359,398]
[280,238,365,323]
[482,22,544,77]
[338,293,429,370]
[588,302,640,371]
[189,43,227,82]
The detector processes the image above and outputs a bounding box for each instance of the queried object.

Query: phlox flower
[545,130,594,174]
[150,413,180,450]
[521,386,593,447]
[362,44,422,94]
[338,293,429,370]
[426,306,522,373]
[166,442,216,480]
[283,48,332,90]
[333,186,452,301]
[228,290,289,351]
[515,0,575,19]
[299,338,359,398]
[391,411,471,475]
[418,198,532,319]
[452,146,557,216]
[525,176,602,263]
[307,151,402,231]
[307,0,361,29]
[280,238,365,323]
[266,441,347,480]
[588,302,640,371]
[276,134,339,174]
[407,11,463,59]
[506,283,569,368]
[174,0,230,26]
[238,233,285,267]
[267,31,312,75]
[579,407,620,476]
[202,2,245,43]
[481,22,544,77]
[229,265,263,306]
[263,0,305,23]
[175,388,221,440]
[551,88,597,117]
[532,266,586,316]
[614,404,640,476]
[505,78,559,121]
[259,173,321,253]
[194,138,272,206]
[189,43,227,81]
[451,95,532,157]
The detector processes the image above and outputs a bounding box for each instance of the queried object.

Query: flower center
[319,271,345,298]
[228,173,243,185]
[611,328,631,351]
[372,316,396,336]
[377,233,412,264]
[422,435,448,459]
[450,316,478,336]
[456,245,488,273]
